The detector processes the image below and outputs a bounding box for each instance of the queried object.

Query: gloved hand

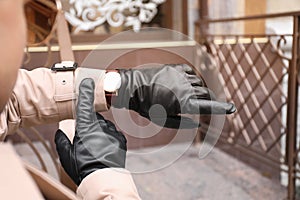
[112,64,236,129]
[55,78,127,186]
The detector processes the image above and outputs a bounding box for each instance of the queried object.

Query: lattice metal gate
[195,12,300,199]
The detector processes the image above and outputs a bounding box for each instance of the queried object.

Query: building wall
[267,0,300,13]
[207,0,244,35]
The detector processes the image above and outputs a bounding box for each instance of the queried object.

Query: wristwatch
[104,70,121,96]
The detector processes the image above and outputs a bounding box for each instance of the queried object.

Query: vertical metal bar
[194,0,210,144]
[199,0,209,20]
[198,0,209,44]
[286,15,300,200]
[182,0,188,35]
[160,0,173,29]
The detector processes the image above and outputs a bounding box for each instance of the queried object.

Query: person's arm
[0,67,108,139]
[111,64,236,129]
[76,168,141,200]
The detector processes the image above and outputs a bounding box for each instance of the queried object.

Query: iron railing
[195,11,300,199]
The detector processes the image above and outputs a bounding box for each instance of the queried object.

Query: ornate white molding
[63,0,166,33]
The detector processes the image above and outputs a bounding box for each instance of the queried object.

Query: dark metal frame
[195,11,300,199]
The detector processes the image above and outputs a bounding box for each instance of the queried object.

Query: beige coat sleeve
[0,67,142,200]
[0,67,108,139]
[77,168,142,200]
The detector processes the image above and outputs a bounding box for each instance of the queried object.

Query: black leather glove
[55,78,127,186]
[112,64,236,129]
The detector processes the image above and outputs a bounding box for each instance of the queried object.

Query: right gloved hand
[55,78,127,186]
[112,64,236,129]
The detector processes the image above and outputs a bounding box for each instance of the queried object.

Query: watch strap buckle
[51,61,78,72]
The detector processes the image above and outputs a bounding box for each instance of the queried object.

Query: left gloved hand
[55,78,127,186]
[112,64,236,129]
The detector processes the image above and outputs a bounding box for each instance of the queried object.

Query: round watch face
[103,71,121,92]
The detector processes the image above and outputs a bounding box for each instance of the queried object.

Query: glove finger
[96,113,109,128]
[186,74,205,87]
[149,115,200,129]
[96,113,115,135]
[55,130,81,185]
[96,113,127,151]
[176,64,205,87]
[54,130,74,173]
[179,64,195,75]
[192,86,217,100]
[187,99,236,114]
[55,129,72,155]
[166,116,200,129]
[179,64,208,87]
[77,78,97,127]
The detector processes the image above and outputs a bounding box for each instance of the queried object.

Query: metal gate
[195,12,300,199]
